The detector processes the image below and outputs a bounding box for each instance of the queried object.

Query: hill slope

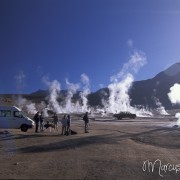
[88,63,180,109]
[1,63,180,110]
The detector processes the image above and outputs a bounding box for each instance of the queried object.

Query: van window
[0,110,11,117]
[14,111,23,118]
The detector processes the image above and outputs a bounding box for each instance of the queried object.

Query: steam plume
[168,83,180,104]
[108,73,134,113]
[153,97,169,115]
[65,78,80,113]
[80,73,90,112]
[26,103,37,114]
[107,51,147,114]
[15,96,27,109]
[168,83,180,126]
[42,76,61,113]
[15,96,37,114]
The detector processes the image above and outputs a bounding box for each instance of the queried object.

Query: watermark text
[142,159,180,177]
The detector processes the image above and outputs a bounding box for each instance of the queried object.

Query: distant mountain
[88,62,180,109]
[1,63,180,109]
[27,89,81,104]
[130,62,180,109]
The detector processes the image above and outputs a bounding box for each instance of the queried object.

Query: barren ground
[1,117,180,179]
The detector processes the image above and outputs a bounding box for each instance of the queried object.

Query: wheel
[21,124,28,132]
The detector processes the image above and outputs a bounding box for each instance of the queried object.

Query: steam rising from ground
[168,84,180,104]
[15,96,49,116]
[80,74,90,112]
[107,73,134,113]
[153,97,169,115]
[64,78,80,113]
[13,49,171,117]
[42,76,62,113]
[13,51,153,117]
[168,83,180,125]
[40,74,91,114]
[15,96,37,114]
[105,51,152,116]
[14,71,39,115]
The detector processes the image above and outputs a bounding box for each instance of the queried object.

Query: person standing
[83,112,89,133]
[39,111,44,132]
[34,111,40,133]
[53,113,59,132]
[67,114,71,135]
[61,115,67,135]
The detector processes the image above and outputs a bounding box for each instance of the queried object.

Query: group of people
[33,111,89,135]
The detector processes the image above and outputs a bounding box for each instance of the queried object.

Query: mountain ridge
[1,62,180,109]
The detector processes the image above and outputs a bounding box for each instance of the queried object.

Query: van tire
[21,124,28,132]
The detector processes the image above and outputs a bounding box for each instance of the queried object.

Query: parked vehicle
[0,106,34,132]
[113,111,136,120]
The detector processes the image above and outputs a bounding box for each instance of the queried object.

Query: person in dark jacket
[53,113,58,132]
[61,115,67,135]
[39,111,44,132]
[67,114,71,135]
[34,111,40,133]
[83,112,89,133]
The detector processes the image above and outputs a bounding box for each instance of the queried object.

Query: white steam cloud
[41,74,91,114]
[65,78,80,113]
[108,73,134,113]
[80,73,90,112]
[42,76,61,113]
[13,48,158,117]
[168,83,180,104]
[26,103,37,114]
[106,50,151,116]
[15,96,37,114]
[15,96,27,109]
[168,83,180,126]
[110,51,147,83]
[153,97,169,115]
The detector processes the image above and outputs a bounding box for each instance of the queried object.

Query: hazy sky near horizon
[1,0,180,94]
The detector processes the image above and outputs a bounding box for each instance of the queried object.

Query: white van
[0,106,34,132]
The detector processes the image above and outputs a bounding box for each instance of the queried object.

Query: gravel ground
[0,117,180,179]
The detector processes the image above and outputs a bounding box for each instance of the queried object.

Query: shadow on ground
[3,126,180,154]
[10,133,118,153]
[131,126,180,149]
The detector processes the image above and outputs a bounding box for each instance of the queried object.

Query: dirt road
[1,118,180,179]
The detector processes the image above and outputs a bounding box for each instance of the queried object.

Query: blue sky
[1,0,180,94]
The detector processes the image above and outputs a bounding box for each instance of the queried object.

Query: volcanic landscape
[1,112,180,179]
